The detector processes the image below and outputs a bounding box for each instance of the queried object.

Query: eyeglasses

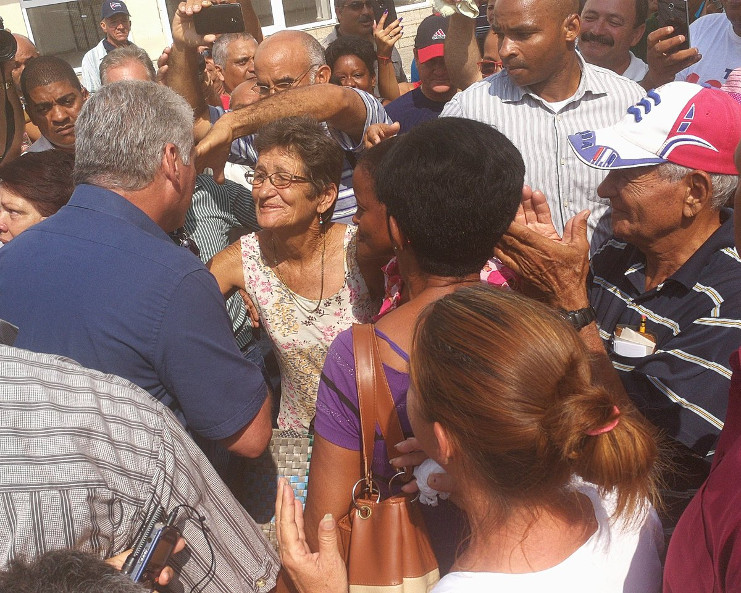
[477,59,503,76]
[246,170,315,189]
[252,65,317,97]
[343,1,374,10]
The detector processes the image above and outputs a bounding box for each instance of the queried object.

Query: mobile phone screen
[193,4,245,35]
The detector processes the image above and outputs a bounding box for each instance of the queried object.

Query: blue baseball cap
[101,1,130,20]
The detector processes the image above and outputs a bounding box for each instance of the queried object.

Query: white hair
[74,81,194,191]
[656,162,738,210]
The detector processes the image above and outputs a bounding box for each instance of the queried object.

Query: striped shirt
[185,175,260,350]
[0,344,279,592]
[211,87,392,224]
[589,212,741,459]
[440,55,645,247]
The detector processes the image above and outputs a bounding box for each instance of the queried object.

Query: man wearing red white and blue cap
[497,81,741,521]
[81,0,134,93]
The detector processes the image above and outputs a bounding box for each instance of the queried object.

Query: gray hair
[656,162,739,210]
[0,549,148,593]
[302,34,327,81]
[74,81,194,191]
[100,45,157,84]
[212,32,256,68]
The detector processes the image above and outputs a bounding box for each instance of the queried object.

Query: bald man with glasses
[168,1,391,223]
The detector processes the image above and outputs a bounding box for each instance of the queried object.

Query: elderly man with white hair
[497,82,741,503]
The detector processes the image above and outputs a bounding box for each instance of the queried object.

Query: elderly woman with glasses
[209,116,375,434]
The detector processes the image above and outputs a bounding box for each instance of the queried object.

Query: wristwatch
[560,306,597,330]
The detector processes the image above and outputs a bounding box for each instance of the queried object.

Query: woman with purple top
[303,117,525,572]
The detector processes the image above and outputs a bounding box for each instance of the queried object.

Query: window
[22,0,105,68]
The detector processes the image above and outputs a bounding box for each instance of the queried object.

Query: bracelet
[376,55,392,62]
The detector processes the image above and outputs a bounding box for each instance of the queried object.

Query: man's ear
[161,143,180,184]
[630,22,646,48]
[564,12,580,43]
[214,64,225,83]
[81,87,90,101]
[683,169,713,218]
[314,64,332,84]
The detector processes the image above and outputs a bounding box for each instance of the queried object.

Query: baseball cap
[568,81,741,175]
[101,0,130,20]
[415,14,449,63]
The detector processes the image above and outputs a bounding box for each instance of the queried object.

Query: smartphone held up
[194,3,246,35]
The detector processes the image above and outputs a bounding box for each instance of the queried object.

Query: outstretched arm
[196,84,370,179]
[444,13,481,90]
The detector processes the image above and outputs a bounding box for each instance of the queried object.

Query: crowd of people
[0,0,740,591]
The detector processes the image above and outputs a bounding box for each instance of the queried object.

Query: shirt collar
[622,210,735,294]
[499,52,609,104]
[666,209,735,290]
[68,184,172,243]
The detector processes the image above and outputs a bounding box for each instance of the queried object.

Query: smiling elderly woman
[208,116,375,433]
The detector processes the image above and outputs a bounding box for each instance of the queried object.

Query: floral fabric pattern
[241,226,374,433]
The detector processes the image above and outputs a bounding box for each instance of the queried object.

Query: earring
[318,213,324,226]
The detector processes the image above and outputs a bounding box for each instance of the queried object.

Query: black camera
[0,18,17,63]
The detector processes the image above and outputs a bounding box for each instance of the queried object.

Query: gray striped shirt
[185,175,260,350]
[0,345,279,592]
[441,56,646,247]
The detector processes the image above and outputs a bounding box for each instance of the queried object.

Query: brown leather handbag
[337,324,440,593]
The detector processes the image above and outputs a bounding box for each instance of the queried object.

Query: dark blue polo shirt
[384,87,445,135]
[0,184,267,440]
[589,211,741,458]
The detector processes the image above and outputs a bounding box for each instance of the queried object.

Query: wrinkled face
[26,80,87,151]
[351,166,392,260]
[336,0,375,37]
[11,37,39,91]
[579,0,644,71]
[103,60,152,84]
[101,13,131,46]
[492,0,573,93]
[330,54,375,92]
[0,186,45,244]
[221,37,259,94]
[597,165,686,246]
[252,148,322,230]
[417,55,453,97]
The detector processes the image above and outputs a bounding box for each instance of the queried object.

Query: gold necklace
[271,230,326,315]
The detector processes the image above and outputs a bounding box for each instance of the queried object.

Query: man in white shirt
[81,0,134,93]
[579,0,649,82]
[676,6,741,88]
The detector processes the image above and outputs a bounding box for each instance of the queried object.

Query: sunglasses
[478,59,503,76]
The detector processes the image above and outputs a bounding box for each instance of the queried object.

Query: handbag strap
[352,324,406,487]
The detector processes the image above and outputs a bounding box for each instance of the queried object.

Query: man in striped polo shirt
[498,83,741,508]
[440,0,646,249]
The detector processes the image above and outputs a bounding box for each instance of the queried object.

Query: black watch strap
[560,305,597,330]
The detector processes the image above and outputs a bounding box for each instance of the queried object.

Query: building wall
[305,2,435,79]
[2,0,432,80]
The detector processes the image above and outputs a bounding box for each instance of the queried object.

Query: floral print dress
[241,225,374,433]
